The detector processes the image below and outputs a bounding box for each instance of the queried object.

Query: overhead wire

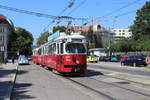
[112,10,137,18]
[0,3,88,34]
[67,0,87,15]
[83,0,142,26]
[0,4,55,19]
[66,0,88,26]
[0,4,86,21]
[96,0,142,19]
[41,0,77,33]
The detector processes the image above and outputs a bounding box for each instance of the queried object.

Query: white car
[18,57,29,65]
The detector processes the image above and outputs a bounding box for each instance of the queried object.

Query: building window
[119,30,121,32]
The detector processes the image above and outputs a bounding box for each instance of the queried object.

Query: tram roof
[35,32,86,50]
[55,33,85,41]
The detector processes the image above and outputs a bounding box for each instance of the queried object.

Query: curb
[3,64,18,100]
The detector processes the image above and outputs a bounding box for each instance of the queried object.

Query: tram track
[88,66,150,86]
[43,68,116,100]
[86,70,150,97]
[87,77,150,97]
[64,76,116,100]
[60,72,150,99]
[40,65,150,100]
[88,69,150,87]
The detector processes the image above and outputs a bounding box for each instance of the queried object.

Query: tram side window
[52,43,56,54]
[48,43,56,55]
[45,46,48,55]
[60,43,63,54]
[57,44,59,54]
[38,49,42,55]
[42,48,44,55]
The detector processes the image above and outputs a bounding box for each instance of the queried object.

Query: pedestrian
[12,56,15,64]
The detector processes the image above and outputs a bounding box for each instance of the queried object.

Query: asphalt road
[88,62,150,77]
[11,63,93,100]
[11,62,150,100]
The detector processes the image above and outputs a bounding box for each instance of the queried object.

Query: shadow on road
[64,69,104,78]
[83,69,104,77]
[0,69,16,78]
[11,83,35,100]
[0,81,11,99]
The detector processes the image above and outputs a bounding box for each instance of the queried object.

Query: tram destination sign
[48,32,60,41]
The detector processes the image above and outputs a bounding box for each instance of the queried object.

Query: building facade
[111,28,132,38]
[0,14,14,61]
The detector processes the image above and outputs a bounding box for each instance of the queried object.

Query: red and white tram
[32,32,87,74]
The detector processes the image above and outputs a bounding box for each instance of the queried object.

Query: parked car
[120,56,129,62]
[18,56,29,65]
[110,54,121,62]
[121,55,147,67]
[27,56,32,61]
[87,55,99,63]
[99,56,111,62]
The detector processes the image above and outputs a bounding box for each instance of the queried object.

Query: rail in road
[44,66,150,100]
[12,63,150,100]
[88,62,150,77]
[88,63,150,86]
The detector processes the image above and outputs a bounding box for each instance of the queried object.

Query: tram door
[57,42,64,70]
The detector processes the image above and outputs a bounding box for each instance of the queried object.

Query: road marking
[107,72,119,76]
[133,85,150,91]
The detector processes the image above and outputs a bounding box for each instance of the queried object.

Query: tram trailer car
[32,48,40,64]
[32,32,87,74]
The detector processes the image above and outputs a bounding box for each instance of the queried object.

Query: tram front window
[66,43,86,54]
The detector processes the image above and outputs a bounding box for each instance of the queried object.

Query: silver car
[18,57,29,65]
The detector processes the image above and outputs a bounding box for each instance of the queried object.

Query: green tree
[81,28,103,49]
[130,1,150,40]
[36,31,50,46]
[53,26,66,33]
[111,1,150,52]
[8,27,33,56]
[36,26,68,46]
[111,38,135,52]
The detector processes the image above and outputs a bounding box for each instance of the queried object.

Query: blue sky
[0,0,149,40]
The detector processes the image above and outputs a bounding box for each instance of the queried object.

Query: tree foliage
[36,31,50,46]
[8,27,33,56]
[81,28,103,49]
[111,1,150,52]
[53,26,66,33]
[36,26,66,46]
[111,38,135,52]
[130,1,150,40]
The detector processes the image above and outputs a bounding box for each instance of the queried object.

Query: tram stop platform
[0,62,17,100]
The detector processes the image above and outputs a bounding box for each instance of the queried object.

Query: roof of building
[0,14,14,29]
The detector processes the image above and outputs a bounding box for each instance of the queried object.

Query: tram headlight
[76,60,80,64]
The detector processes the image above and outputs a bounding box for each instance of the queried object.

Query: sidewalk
[0,62,18,100]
